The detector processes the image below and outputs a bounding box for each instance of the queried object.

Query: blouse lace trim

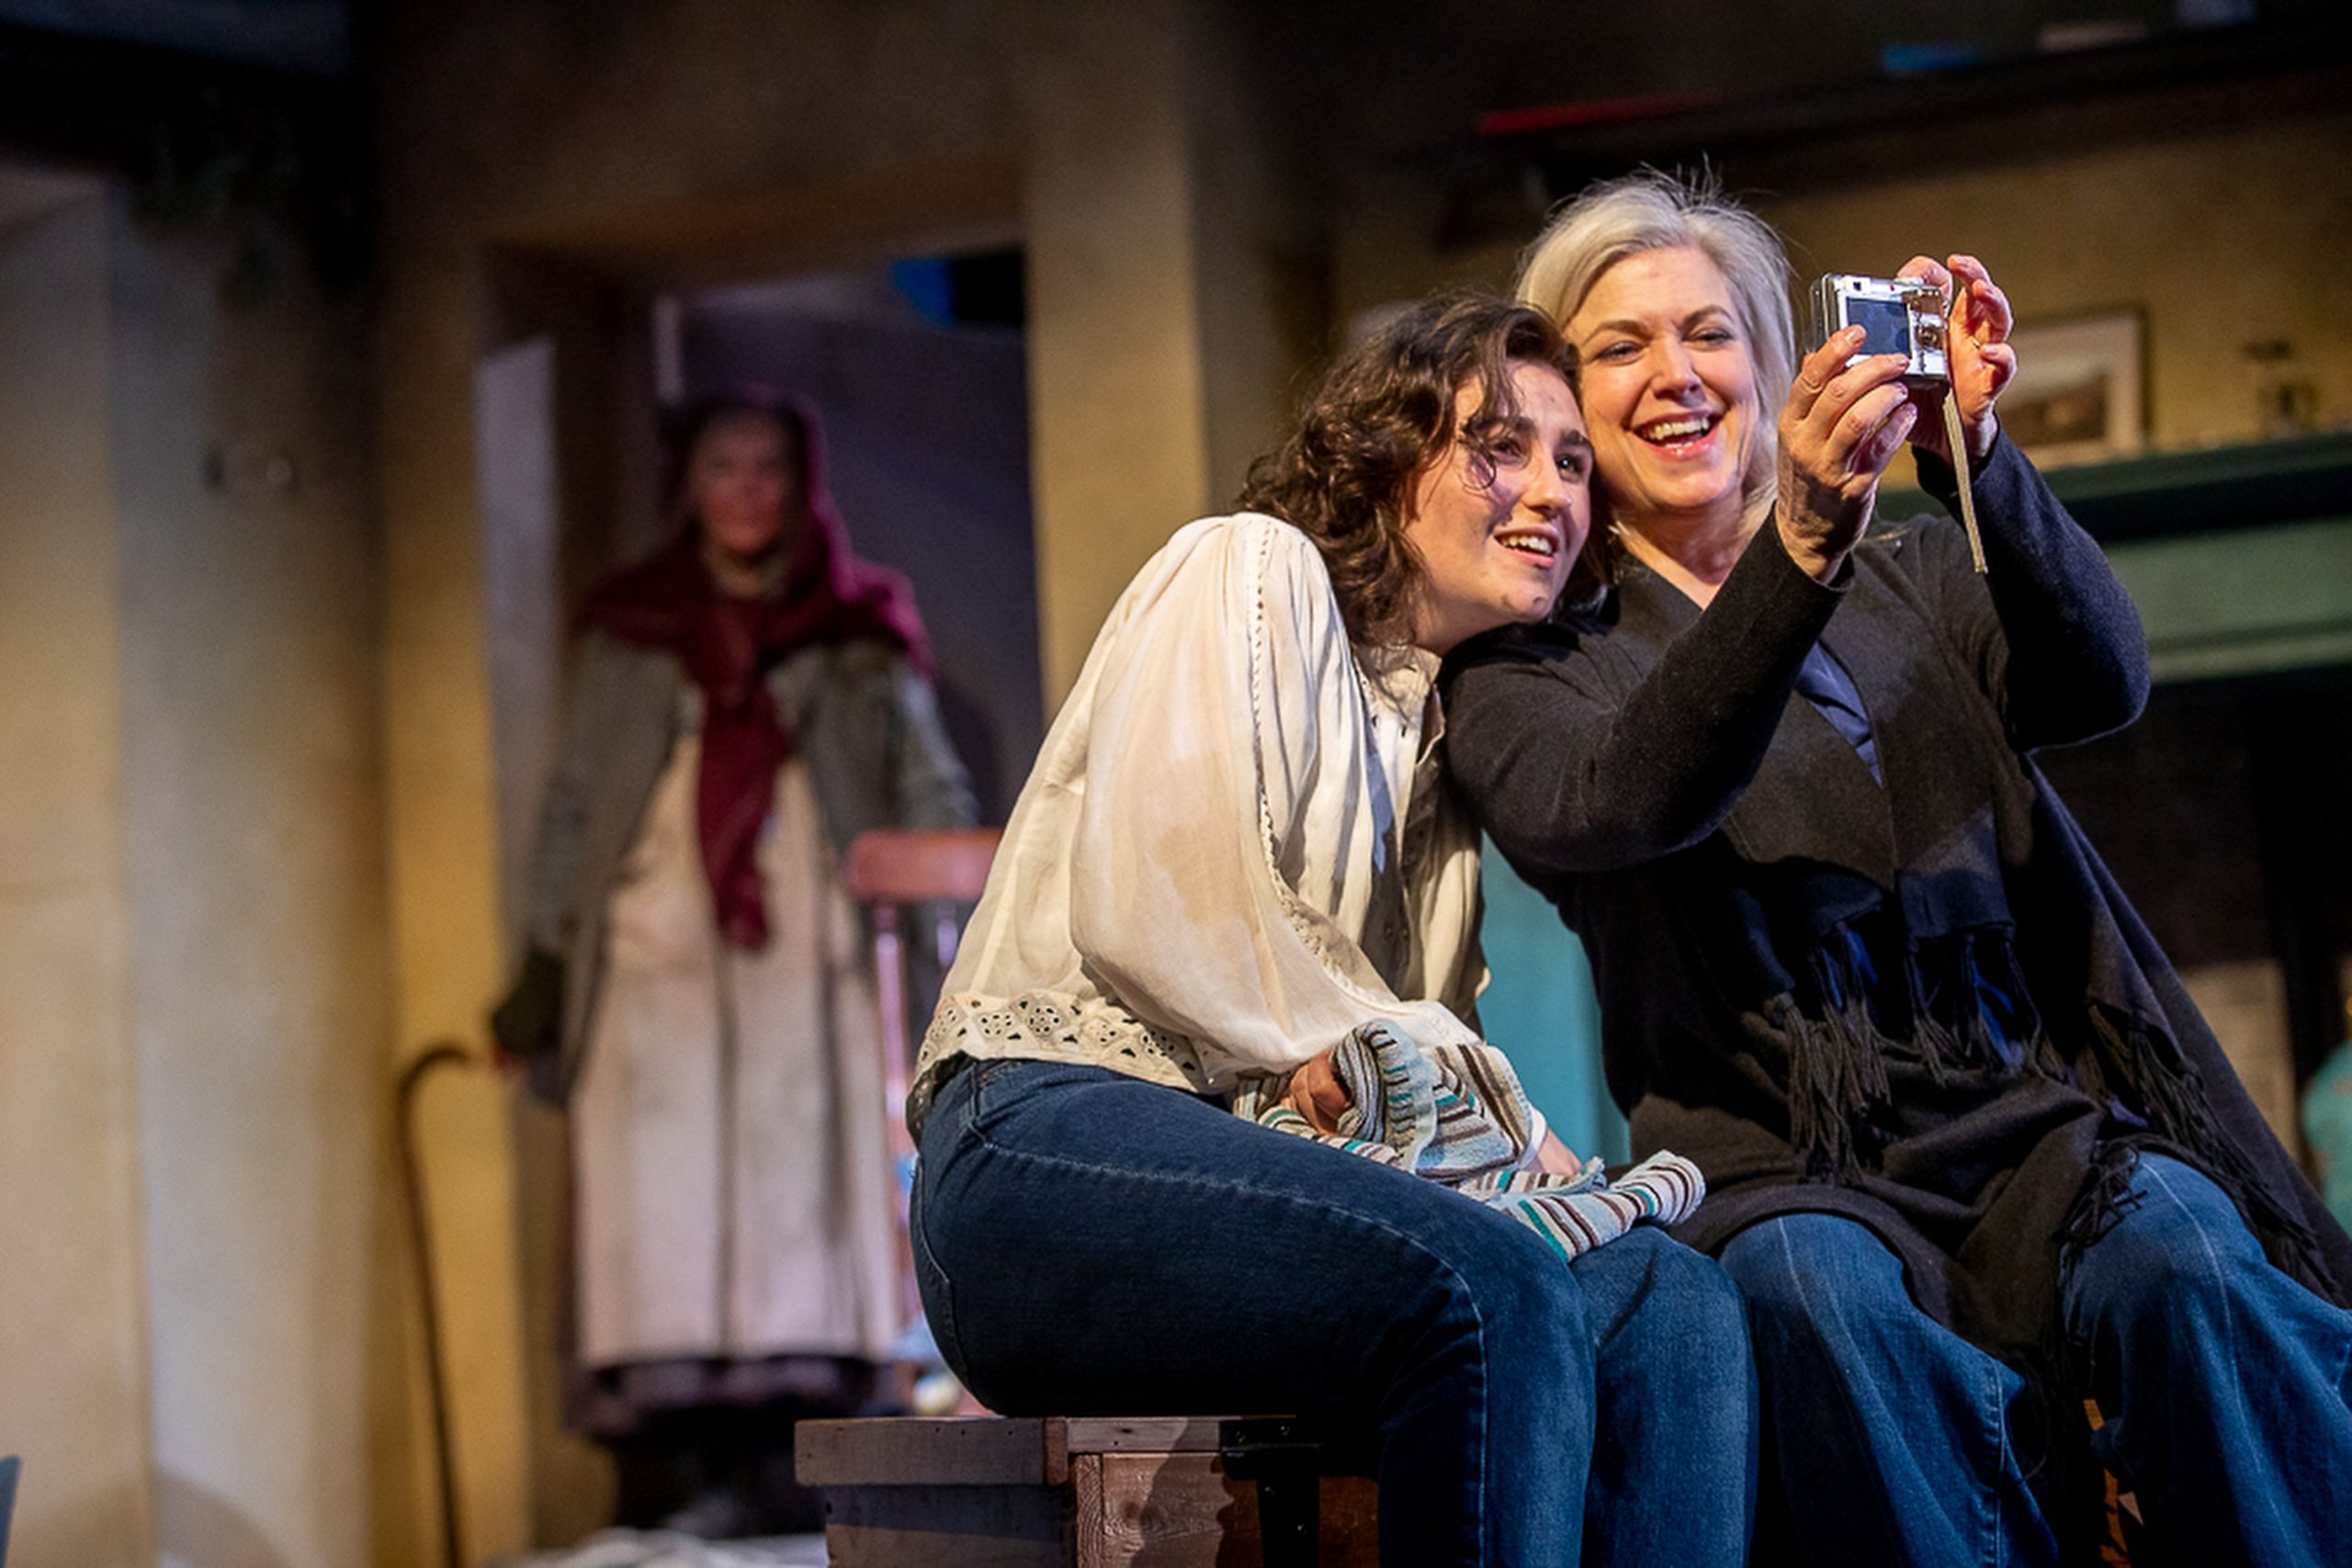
[910,991,1217,1128]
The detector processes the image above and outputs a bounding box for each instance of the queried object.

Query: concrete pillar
[111,214,387,1568]
[1020,0,1216,706]
[1019,0,1325,705]
[0,175,387,1568]
[373,236,538,1565]
[0,181,155,1568]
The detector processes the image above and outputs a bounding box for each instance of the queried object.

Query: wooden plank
[1083,1452,1381,1566]
[824,1481,1072,1567]
[1072,1453,1106,1568]
[827,1526,1064,1568]
[1314,1475,1382,1563]
[1042,1416,1069,1487]
[1061,1414,1378,1461]
[797,1416,1055,1486]
[1090,1451,1224,1565]
[1061,1416,1229,1454]
[798,1412,1374,1477]
[803,1415,1383,1566]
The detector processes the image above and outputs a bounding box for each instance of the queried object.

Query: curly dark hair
[1238,290,1576,645]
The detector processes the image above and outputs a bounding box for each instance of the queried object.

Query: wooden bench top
[797,1415,1369,1488]
[797,1416,1381,1567]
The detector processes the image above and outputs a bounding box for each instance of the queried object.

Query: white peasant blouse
[910,513,1491,1133]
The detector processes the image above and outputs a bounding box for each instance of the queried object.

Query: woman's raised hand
[1897,253,2016,462]
[1775,328,1917,583]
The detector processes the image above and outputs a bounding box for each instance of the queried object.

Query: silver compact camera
[1809,274,1949,384]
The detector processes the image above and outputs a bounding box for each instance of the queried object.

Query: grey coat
[524,628,978,1095]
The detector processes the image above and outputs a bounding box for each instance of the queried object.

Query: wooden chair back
[842,826,1001,1337]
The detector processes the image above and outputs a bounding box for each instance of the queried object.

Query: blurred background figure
[492,388,976,1536]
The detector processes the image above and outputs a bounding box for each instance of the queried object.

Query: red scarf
[581,395,929,950]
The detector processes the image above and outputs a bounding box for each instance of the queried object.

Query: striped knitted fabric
[1232,1021,1705,1260]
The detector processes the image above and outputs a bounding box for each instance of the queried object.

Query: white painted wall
[0,172,386,1568]
[112,212,387,1568]
[0,185,155,1568]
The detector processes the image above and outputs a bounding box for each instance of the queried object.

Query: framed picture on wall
[1997,309,2147,468]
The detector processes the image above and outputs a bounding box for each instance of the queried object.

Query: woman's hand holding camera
[1897,253,2017,463]
[1775,328,1917,584]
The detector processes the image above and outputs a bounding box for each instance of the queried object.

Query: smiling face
[687,410,799,568]
[1565,244,1761,539]
[1402,358,1591,655]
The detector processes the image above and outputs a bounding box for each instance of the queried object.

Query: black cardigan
[1442,436,2352,1370]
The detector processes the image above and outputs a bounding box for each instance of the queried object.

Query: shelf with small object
[1886,430,2352,685]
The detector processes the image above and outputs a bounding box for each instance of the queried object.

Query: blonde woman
[1446,171,2352,1567]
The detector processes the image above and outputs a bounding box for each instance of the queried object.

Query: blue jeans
[913,1057,1756,1565]
[1719,1155,2352,1568]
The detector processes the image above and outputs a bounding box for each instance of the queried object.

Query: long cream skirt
[571,739,898,1371]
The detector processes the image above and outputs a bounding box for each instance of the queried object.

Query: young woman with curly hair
[905,292,1755,1564]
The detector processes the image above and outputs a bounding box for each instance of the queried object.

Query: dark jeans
[1720,1155,2352,1568]
[913,1057,1756,1564]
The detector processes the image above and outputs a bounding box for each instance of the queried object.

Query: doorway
[662,247,1042,818]
[474,208,1039,1550]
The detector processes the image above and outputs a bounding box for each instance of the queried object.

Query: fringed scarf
[1231,1023,1705,1263]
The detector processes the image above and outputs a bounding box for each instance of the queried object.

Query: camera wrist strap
[1941,393,1987,573]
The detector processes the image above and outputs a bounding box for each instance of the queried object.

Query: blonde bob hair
[1516,168,1797,537]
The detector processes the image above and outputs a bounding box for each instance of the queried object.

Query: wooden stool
[796,1415,1377,1566]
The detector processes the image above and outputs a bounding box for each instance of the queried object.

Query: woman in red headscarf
[494,388,976,1533]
